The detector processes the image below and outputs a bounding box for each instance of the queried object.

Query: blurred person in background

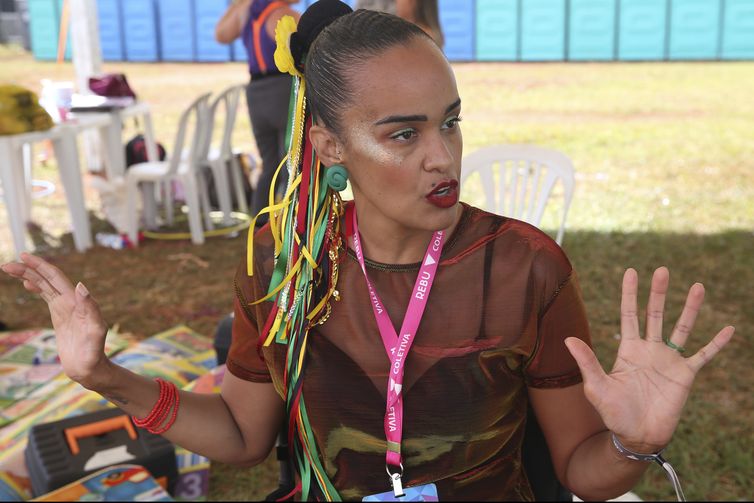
[396,0,444,48]
[355,0,396,14]
[215,0,301,227]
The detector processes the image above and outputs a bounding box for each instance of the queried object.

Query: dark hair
[292,1,430,135]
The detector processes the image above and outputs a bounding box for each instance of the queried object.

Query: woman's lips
[426,180,459,208]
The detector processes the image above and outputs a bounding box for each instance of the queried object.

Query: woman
[2,2,733,501]
[215,0,301,225]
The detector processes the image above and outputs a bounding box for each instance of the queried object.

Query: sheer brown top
[229,203,592,501]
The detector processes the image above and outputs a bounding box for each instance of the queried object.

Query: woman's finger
[2,262,57,299]
[23,279,43,294]
[73,282,104,325]
[620,268,641,341]
[668,282,704,349]
[644,267,669,343]
[20,253,75,297]
[686,326,735,374]
[565,337,608,398]
[19,265,62,301]
[1,261,29,279]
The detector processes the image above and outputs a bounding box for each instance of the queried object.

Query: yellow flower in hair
[274,15,302,78]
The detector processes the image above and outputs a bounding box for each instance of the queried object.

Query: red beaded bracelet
[132,378,170,427]
[132,378,180,434]
[151,383,181,435]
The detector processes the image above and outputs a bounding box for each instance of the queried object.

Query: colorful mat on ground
[32,464,173,502]
[0,326,225,502]
[0,328,129,429]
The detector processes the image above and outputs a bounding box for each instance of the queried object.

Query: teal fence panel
[122,0,159,61]
[476,0,518,61]
[569,0,617,60]
[27,0,58,60]
[440,0,474,61]
[195,0,231,61]
[722,0,754,59]
[521,0,566,61]
[158,0,194,61]
[669,0,721,59]
[618,0,668,60]
[28,0,754,62]
[97,0,124,61]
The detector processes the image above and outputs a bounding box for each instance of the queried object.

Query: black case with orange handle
[25,407,178,497]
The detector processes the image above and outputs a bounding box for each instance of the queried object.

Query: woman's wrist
[611,432,666,461]
[79,358,118,393]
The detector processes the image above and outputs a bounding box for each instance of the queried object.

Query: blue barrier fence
[28,0,754,62]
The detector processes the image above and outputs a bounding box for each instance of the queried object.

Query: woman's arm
[93,361,284,466]
[264,5,301,39]
[215,0,252,44]
[529,384,647,500]
[1,253,284,466]
[530,267,733,500]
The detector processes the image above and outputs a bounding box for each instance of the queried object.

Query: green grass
[1,51,752,501]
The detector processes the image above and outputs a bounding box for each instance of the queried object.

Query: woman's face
[338,36,463,234]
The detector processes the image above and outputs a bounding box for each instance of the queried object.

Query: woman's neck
[351,201,462,265]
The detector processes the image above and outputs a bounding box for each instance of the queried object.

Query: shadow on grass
[1,227,751,501]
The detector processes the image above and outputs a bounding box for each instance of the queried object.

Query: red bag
[88,74,137,99]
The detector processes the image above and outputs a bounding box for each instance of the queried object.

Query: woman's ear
[309,125,344,167]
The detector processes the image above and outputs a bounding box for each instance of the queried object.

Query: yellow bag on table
[0,85,54,136]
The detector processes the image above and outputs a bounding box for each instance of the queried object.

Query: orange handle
[64,416,138,455]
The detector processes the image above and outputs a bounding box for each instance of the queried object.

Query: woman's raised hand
[565,267,734,453]
[1,253,111,389]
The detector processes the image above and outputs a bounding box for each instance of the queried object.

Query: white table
[0,102,156,259]
[78,101,158,180]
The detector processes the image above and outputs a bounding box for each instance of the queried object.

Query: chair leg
[164,180,175,226]
[196,168,214,231]
[212,159,233,226]
[181,175,205,245]
[140,182,158,229]
[126,177,141,247]
[229,155,249,214]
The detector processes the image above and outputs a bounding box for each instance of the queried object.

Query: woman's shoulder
[455,203,573,282]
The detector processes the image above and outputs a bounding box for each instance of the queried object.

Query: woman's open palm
[565,267,734,452]
[1,253,109,387]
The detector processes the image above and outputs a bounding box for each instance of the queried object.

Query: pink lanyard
[351,208,445,496]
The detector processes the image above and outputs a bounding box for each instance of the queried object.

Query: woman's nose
[423,132,457,174]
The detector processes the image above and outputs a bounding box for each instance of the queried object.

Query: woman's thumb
[565,337,607,393]
[74,282,92,317]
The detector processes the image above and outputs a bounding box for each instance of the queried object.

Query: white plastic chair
[125,93,212,245]
[198,83,252,216]
[461,145,575,245]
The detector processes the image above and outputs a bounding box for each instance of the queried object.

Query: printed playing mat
[0,326,223,501]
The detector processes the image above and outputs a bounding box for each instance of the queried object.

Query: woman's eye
[391,129,416,141]
[442,116,462,130]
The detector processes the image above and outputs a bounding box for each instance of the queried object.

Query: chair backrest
[461,145,575,245]
[167,92,212,175]
[198,84,244,163]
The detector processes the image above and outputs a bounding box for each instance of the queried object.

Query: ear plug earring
[325,164,349,191]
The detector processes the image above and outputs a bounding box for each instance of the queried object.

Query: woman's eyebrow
[374,98,463,126]
[445,97,462,113]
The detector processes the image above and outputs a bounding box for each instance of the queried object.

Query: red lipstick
[426,180,459,208]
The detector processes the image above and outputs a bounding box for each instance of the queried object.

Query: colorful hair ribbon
[246,14,345,502]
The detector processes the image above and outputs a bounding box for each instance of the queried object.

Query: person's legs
[246,76,292,226]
